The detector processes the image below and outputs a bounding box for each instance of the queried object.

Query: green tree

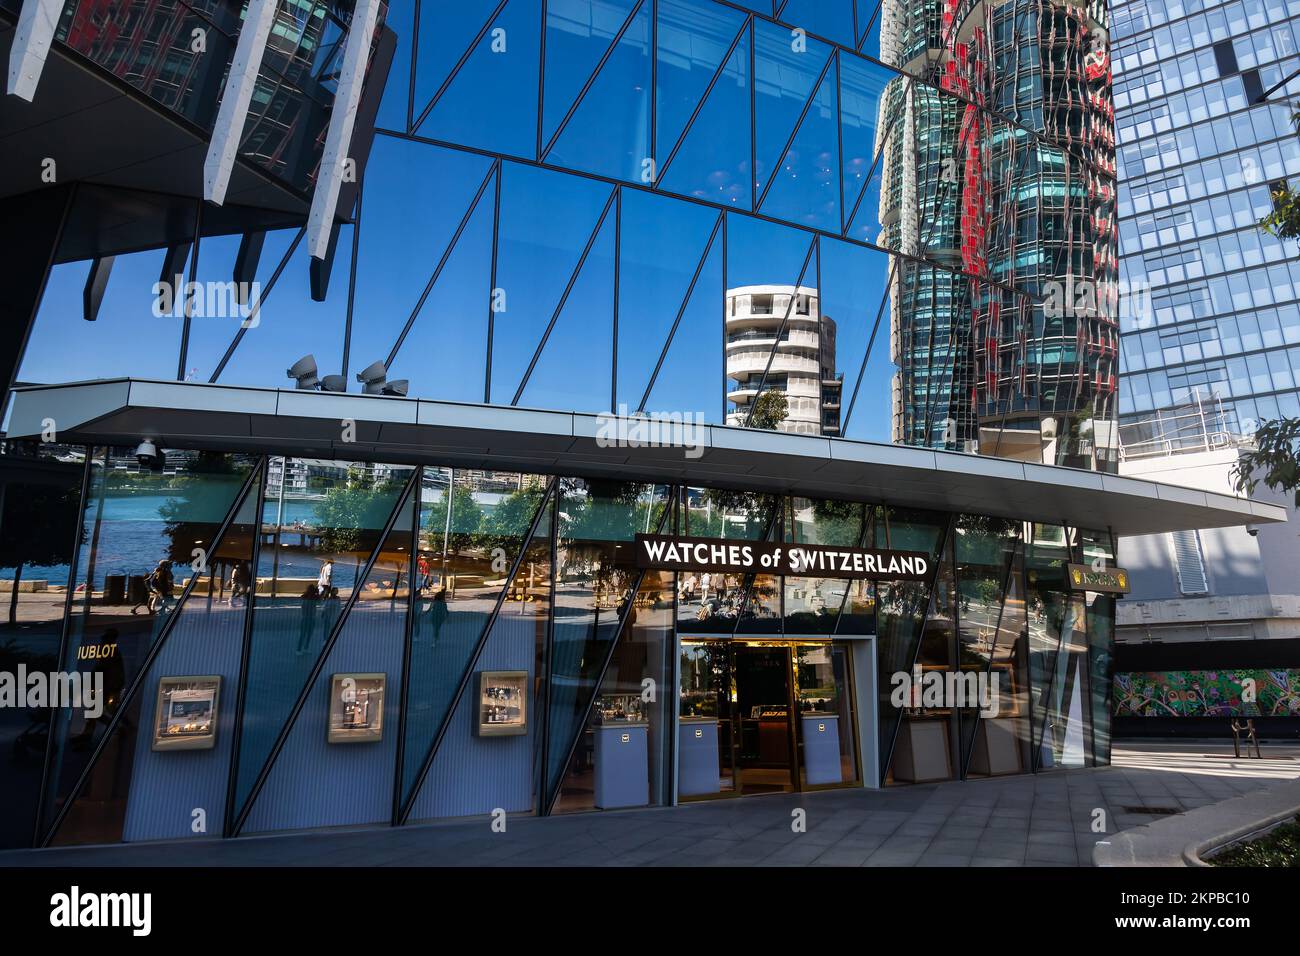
[477,480,548,557]
[1259,104,1300,240]
[1232,417,1300,506]
[422,482,485,555]
[0,479,83,625]
[749,388,789,430]
[315,467,402,556]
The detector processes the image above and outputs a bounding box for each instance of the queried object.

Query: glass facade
[7,444,1117,847]
[1114,0,1300,434]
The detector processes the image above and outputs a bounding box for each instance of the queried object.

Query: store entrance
[678,639,860,800]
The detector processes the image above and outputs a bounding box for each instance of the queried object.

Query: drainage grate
[1123,806,1181,816]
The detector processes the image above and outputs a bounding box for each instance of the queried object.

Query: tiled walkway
[4,743,1296,867]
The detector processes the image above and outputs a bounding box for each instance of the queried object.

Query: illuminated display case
[327,673,386,744]
[152,676,221,751]
[476,670,528,737]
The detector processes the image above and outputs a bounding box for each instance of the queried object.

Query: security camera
[135,440,163,470]
[1246,523,1259,537]
[287,354,319,390]
[356,360,388,395]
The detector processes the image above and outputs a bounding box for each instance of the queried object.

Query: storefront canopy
[8,378,1287,536]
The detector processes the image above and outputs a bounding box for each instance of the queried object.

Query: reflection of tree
[749,389,788,430]
[0,480,82,624]
[315,467,401,555]
[810,499,863,545]
[477,480,547,556]
[423,483,484,555]
[157,452,243,566]
[688,489,774,539]
[558,480,654,600]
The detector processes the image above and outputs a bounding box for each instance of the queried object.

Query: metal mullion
[39,458,266,847]
[232,468,421,836]
[176,199,202,381]
[209,227,306,383]
[742,235,818,427]
[835,49,845,235]
[31,445,94,847]
[407,0,420,133]
[878,511,954,781]
[391,466,424,825]
[841,254,898,432]
[511,186,619,405]
[384,159,499,370]
[637,210,725,413]
[374,127,1038,306]
[960,531,1022,779]
[755,47,836,212]
[540,0,646,160]
[222,459,271,836]
[342,185,362,381]
[721,211,728,423]
[649,0,657,178]
[411,0,511,133]
[654,15,750,189]
[399,477,559,824]
[536,0,548,161]
[611,186,621,412]
[749,16,756,212]
[485,162,504,403]
[537,486,561,815]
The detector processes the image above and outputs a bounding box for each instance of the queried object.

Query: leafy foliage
[1258,105,1300,240]
[1232,417,1300,507]
[749,388,789,430]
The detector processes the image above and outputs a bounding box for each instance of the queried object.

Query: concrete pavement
[3,742,1296,867]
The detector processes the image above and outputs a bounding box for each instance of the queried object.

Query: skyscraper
[882,0,1120,469]
[1113,0,1300,438]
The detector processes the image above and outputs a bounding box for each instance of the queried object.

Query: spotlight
[287,354,319,390]
[356,360,388,395]
[380,379,409,397]
[319,374,346,393]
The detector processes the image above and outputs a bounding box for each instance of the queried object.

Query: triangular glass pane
[641,230,724,420]
[845,72,906,245]
[545,481,666,801]
[49,463,260,846]
[242,488,417,833]
[489,164,611,403]
[548,0,651,181]
[855,0,883,55]
[655,0,747,165]
[231,463,414,821]
[407,486,554,820]
[818,236,890,443]
[615,190,719,410]
[753,18,832,205]
[780,0,855,48]
[421,0,540,159]
[658,22,751,210]
[375,0,415,129]
[388,174,495,402]
[518,203,616,412]
[542,0,639,151]
[759,63,840,231]
[838,53,891,235]
[399,470,551,809]
[412,1,503,129]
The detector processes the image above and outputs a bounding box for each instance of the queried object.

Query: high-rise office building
[882,0,1120,469]
[1113,0,1300,436]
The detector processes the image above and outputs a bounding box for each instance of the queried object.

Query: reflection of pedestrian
[229,560,251,607]
[418,553,432,593]
[317,559,334,598]
[426,589,449,646]
[146,560,174,613]
[297,584,320,654]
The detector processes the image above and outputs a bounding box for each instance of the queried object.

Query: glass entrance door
[678,639,859,800]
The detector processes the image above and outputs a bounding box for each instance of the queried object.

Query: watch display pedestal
[594,723,649,809]
[801,714,841,785]
[677,718,720,796]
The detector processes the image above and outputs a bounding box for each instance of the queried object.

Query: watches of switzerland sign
[634,533,930,581]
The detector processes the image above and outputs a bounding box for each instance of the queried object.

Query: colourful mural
[1114,670,1300,718]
